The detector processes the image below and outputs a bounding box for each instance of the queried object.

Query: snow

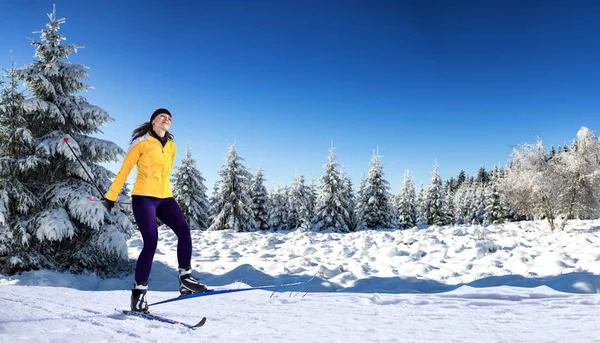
[3,220,600,342]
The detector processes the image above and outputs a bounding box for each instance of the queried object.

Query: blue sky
[2,0,599,192]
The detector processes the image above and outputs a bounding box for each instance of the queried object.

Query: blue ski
[149,274,317,307]
[120,309,206,329]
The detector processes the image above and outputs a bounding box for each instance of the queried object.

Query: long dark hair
[130,122,174,144]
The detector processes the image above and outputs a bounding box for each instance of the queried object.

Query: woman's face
[152,113,172,131]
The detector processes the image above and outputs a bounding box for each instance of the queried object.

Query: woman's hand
[104,199,115,212]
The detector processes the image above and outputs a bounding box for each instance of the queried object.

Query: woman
[105,108,212,312]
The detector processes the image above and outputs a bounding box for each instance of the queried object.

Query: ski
[120,309,206,329]
[148,273,317,307]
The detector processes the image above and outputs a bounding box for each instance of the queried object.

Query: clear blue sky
[2,0,599,192]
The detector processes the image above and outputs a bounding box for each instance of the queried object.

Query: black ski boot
[131,281,149,312]
[178,267,213,295]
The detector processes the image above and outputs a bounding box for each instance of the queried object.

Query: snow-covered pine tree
[1,9,132,275]
[355,152,395,229]
[0,57,30,273]
[209,143,254,231]
[396,169,417,229]
[340,170,358,231]
[290,174,314,231]
[415,182,426,225]
[452,179,469,225]
[313,147,350,232]
[286,183,301,230]
[269,184,289,230]
[469,183,486,225]
[445,185,455,226]
[172,143,209,230]
[208,181,221,226]
[249,165,269,230]
[456,170,466,189]
[424,163,447,226]
[483,180,505,224]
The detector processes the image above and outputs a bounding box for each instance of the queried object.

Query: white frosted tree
[313,147,350,232]
[453,178,472,225]
[395,170,417,228]
[209,144,254,232]
[355,152,395,229]
[340,171,358,231]
[503,137,571,230]
[445,185,455,226]
[415,182,426,225]
[558,128,600,220]
[424,164,447,226]
[172,143,209,230]
[269,184,289,230]
[469,183,486,225]
[290,175,314,231]
[0,9,132,275]
[483,181,505,224]
[208,181,221,225]
[249,165,269,230]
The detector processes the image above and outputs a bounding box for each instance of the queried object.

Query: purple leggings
[132,195,192,283]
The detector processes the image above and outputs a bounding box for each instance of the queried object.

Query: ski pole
[63,137,131,205]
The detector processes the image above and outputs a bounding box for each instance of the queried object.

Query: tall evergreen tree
[415,182,426,225]
[172,143,209,230]
[208,143,254,231]
[0,9,132,275]
[396,169,417,229]
[445,186,455,225]
[469,183,486,224]
[456,170,466,189]
[290,175,314,231]
[355,153,395,229]
[424,164,447,226]
[269,184,289,230]
[483,181,505,224]
[313,147,350,232]
[476,166,489,184]
[249,165,269,230]
[340,171,358,231]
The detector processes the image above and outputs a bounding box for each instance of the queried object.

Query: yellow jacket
[106,133,176,201]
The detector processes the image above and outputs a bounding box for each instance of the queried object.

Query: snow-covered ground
[2,220,600,342]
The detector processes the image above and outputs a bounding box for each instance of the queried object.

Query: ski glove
[104,199,115,212]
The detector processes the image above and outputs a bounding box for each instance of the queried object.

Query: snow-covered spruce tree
[208,181,222,227]
[208,143,254,231]
[290,174,314,231]
[313,147,350,232]
[423,163,448,226]
[2,9,132,275]
[415,182,426,225]
[453,177,474,225]
[445,185,455,225]
[172,143,209,230]
[269,185,289,230]
[469,183,486,225]
[483,180,505,224]
[355,153,395,229]
[340,171,359,231]
[395,170,417,229]
[0,59,30,273]
[249,165,269,230]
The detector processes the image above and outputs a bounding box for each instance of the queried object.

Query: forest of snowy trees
[2,9,600,275]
